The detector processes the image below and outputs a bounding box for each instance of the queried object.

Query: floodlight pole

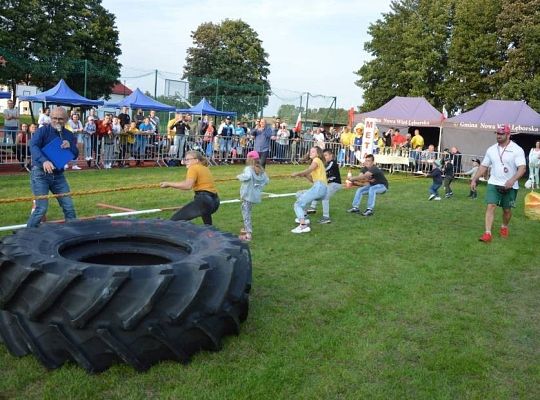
[154,69,158,98]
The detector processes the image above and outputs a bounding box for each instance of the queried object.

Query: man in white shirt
[3,99,19,143]
[471,124,526,242]
[38,107,51,128]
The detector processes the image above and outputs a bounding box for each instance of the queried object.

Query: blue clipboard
[42,137,75,170]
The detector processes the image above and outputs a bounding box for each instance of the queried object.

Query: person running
[237,151,270,241]
[306,148,342,223]
[347,153,388,216]
[471,124,526,242]
[427,159,443,201]
[290,146,328,233]
[160,150,220,225]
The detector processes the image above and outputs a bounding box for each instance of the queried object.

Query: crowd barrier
[1,128,482,178]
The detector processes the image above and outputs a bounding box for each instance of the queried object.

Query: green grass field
[0,165,538,399]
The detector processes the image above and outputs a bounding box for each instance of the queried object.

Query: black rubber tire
[0,218,252,372]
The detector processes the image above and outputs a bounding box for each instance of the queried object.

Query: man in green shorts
[471,124,526,243]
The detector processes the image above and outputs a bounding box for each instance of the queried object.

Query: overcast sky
[101,0,394,111]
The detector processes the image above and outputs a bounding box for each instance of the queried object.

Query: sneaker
[499,226,509,238]
[306,208,317,214]
[291,224,311,234]
[294,218,310,224]
[72,165,82,170]
[428,194,436,201]
[318,217,331,224]
[64,164,69,169]
[479,232,492,243]
[347,207,360,213]
[361,209,374,217]
[434,197,441,201]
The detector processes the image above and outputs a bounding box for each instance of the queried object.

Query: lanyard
[497,142,510,172]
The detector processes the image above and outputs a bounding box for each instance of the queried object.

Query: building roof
[111,83,133,96]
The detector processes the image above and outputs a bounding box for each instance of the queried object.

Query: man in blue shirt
[27,107,79,227]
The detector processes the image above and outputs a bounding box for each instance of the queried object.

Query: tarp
[354,96,444,127]
[442,100,540,156]
[0,91,11,99]
[18,79,103,106]
[107,88,175,111]
[176,97,236,117]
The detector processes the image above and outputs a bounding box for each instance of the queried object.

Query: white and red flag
[294,112,302,132]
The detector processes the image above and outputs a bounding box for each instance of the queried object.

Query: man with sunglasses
[471,124,526,243]
[27,107,79,227]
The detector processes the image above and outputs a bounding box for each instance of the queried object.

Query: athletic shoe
[64,164,69,169]
[499,226,509,238]
[347,207,360,213]
[361,208,374,217]
[434,197,441,201]
[306,208,317,214]
[428,194,436,201]
[291,224,311,234]
[72,165,82,170]
[479,232,492,243]
[294,218,310,224]
[318,217,331,224]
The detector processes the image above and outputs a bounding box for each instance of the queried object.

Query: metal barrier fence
[1,128,482,178]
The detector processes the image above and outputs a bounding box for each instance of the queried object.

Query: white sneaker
[72,165,82,170]
[434,197,441,201]
[291,225,311,234]
[428,194,436,201]
[294,218,310,224]
[64,164,69,169]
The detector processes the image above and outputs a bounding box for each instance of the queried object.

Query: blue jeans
[174,135,186,159]
[27,167,76,227]
[352,183,387,210]
[3,126,17,143]
[83,134,93,158]
[429,183,441,196]
[294,181,327,220]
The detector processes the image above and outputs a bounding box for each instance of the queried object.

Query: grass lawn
[0,165,538,399]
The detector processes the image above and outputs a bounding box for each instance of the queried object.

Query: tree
[183,19,271,117]
[354,0,453,112]
[0,0,121,99]
[444,0,503,113]
[495,0,540,110]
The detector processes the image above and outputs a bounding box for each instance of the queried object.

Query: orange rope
[0,174,293,205]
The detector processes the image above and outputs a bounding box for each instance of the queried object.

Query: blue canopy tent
[107,88,175,111]
[18,79,104,106]
[0,91,11,99]
[176,98,236,117]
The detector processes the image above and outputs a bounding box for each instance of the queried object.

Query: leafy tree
[444,0,503,112]
[0,0,121,99]
[355,0,453,112]
[183,19,271,117]
[495,0,540,110]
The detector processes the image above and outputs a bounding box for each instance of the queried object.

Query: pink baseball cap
[495,124,511,135]
[247,150,259,159]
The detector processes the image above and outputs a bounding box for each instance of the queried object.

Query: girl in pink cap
[237,150,269,241]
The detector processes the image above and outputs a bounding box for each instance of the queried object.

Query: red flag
[294,112,302,133]
[348,107,355,127]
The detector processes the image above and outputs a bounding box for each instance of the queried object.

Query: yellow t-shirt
[310,157,327,184]
[340,131,354,147]
[411,135,424,149]
[187,163,218,193]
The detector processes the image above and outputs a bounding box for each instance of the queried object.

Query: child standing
[443,156,455,198]
[427,159,443,201]
[463,158,481,198]
[237,151,269,241]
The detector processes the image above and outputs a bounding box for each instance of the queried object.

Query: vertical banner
[361,118,377,160]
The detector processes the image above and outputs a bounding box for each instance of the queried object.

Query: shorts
[485,184,518,208]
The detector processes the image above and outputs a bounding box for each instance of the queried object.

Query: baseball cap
[495,124,511,135]
[247,150,259,159]
[226,116,231,119]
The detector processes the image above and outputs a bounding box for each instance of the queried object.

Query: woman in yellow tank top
[290,146,328,233]
[160,150,220,225]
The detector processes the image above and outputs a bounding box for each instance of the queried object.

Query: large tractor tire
[0,218,252,372]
